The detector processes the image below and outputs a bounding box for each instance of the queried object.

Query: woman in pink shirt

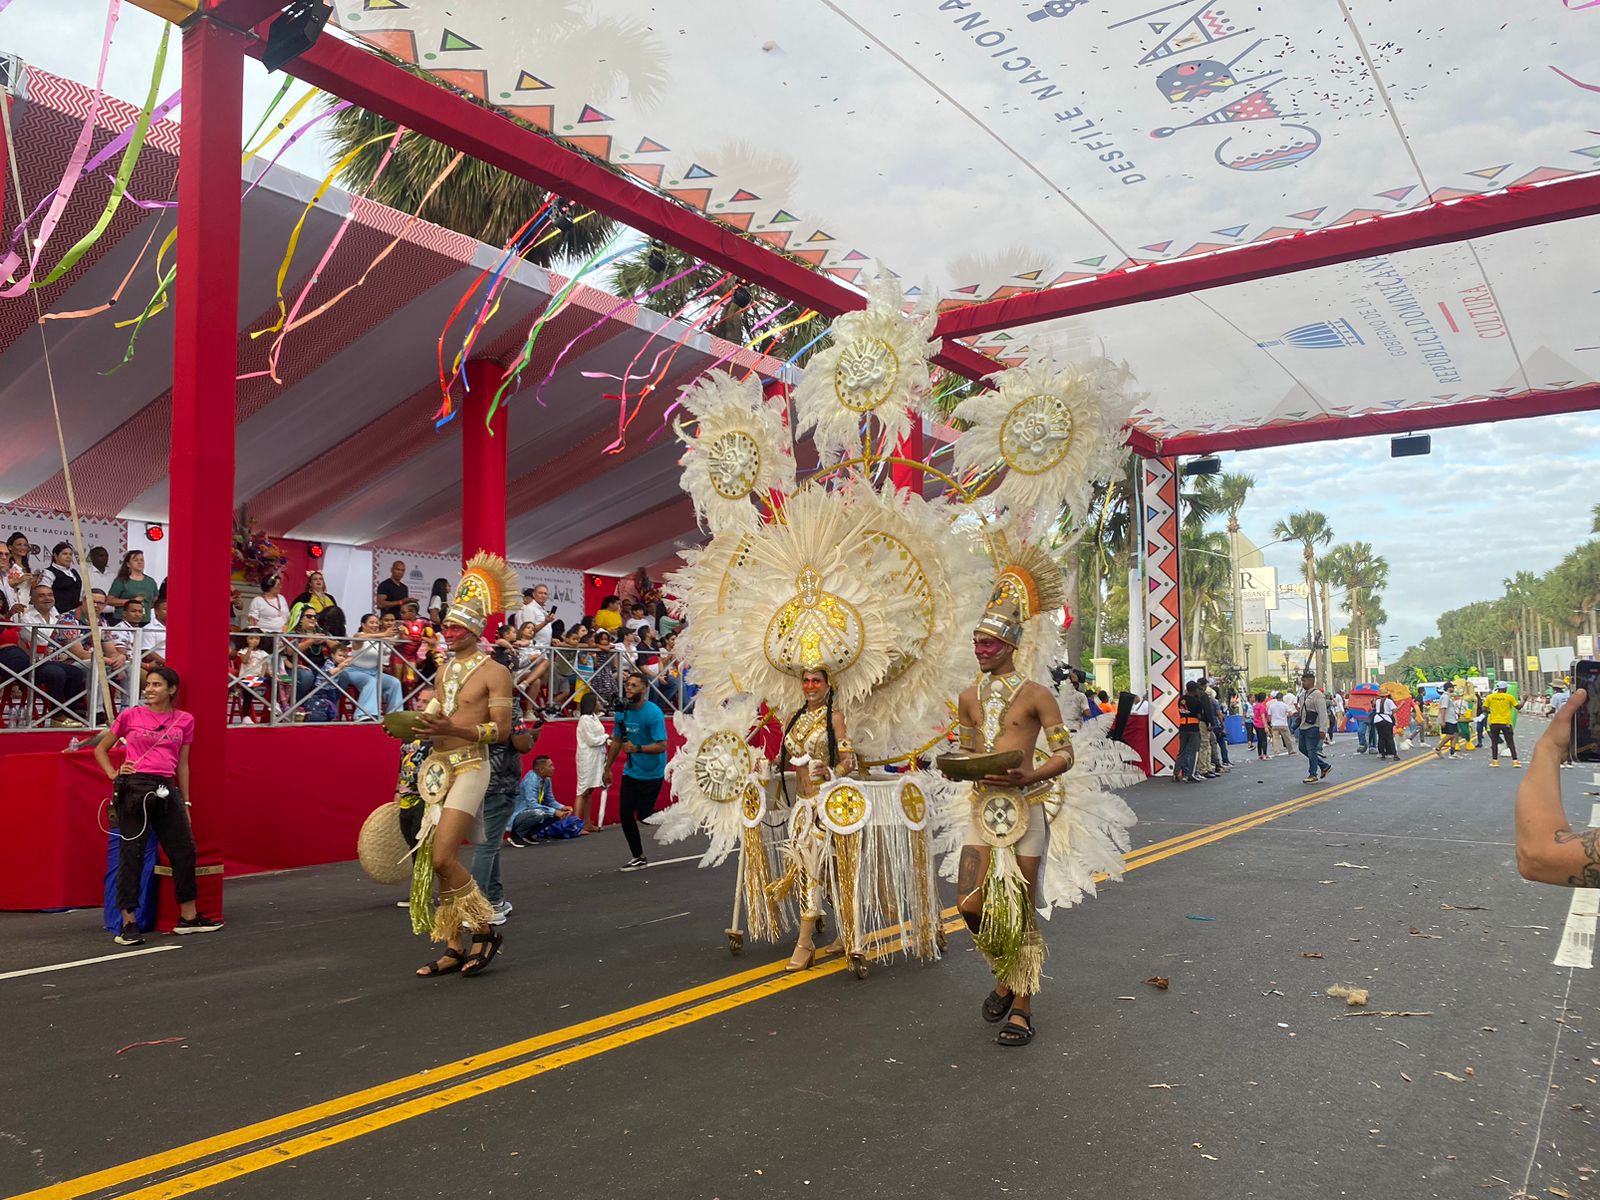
[1251,691,1271,761]
[91,666,224,945]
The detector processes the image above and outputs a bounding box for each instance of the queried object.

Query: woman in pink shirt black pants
[92,666,224,945]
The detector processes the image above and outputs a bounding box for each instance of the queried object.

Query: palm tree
[1592,501,1599,534]
[1181,527,1232,663]
[1324,541,1390,682]
[322,103,617,262]
[1272,510,1333,677]
[1200,472,1254,670]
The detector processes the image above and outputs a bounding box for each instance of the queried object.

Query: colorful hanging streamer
[30,22,170,290]
[529,261,701,409]
[0,0,120,297]
[247,126,408,384]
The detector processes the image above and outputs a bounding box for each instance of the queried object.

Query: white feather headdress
[951,357,1140,535]
[659,694,763,866]
[792,273,939,462]
[674,370,794,533]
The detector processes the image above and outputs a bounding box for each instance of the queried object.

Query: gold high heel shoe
[785,943,816,973]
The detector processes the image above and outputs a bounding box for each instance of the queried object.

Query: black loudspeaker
[262,1,332,73]
[1390,434,1431,458]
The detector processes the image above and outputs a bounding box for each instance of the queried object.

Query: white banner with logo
[370,548,584,619]
[0,503,126,570]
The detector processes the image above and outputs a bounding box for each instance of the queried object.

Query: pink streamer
[531,262,701,407]
[0,0,120,297]
[239,101,353,203]
[647,302,794,443]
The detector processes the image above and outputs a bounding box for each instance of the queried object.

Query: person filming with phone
[1513,674,1600,889]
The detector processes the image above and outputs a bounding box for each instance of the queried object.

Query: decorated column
[165,17,245,917]
[1140,456,1184,776]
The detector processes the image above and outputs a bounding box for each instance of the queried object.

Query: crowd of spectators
[2,542,692,736]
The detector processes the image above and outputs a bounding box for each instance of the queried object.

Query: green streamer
[34,23,170,289]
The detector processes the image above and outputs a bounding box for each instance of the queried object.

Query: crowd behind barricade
[0,545,695,735]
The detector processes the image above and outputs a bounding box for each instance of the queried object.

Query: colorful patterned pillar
[1141,456,1183,775]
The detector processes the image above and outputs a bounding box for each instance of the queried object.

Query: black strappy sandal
[982,988,1015,1024]
[996,1011,1034,1047]
[416,946,465,977]
[459,928,504,977]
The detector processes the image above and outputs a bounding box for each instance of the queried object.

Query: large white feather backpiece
[844,484,990,761]
[674,369,794,533]
[659,693,763,866]
[667,487,921,717]
[951,357,1140,535]
[792,274,939,462]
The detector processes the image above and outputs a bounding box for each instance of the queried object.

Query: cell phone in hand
[1574,660,1600,763]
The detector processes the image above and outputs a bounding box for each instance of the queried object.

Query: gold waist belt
[436,745,487,771]
[972,780,1052,806]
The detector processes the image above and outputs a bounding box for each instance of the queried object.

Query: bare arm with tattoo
[1514,689,1599,887]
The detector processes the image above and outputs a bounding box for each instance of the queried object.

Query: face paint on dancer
[442,622,478,654]
[972,634,1014,673]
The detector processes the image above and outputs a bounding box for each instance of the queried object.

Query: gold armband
[486,697,513,710]
[957,724,977,752]
[836,739,855,755]
[1044,723,1073,756]
[476,722,498,745]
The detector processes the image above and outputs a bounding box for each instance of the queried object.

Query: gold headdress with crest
[443,552,520,636]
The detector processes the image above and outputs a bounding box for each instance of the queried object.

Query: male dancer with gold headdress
[409,554,517,978]
[952,561,1077,1048]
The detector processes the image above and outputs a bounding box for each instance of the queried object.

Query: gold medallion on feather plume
[658,694,763,866]
[668,488,920,716]
[674,370,794,532]
[952,358,1140,532]
[792,274,939,462]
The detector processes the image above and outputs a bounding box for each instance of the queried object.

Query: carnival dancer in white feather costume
[935,544,1140,1047]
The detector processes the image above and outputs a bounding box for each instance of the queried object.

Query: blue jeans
[1356,721,1370,750]
[340,666,402,718]
[1299,726,1330,776]
[470,788,517,905]
[1175,727,1200,778]
[510,808,561,841]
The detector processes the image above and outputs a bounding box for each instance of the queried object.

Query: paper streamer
[650,303,804,441]
[0,0,120,296]
[530,262,701,408]
[481,234,637,425]
[601,281,738,453]
[240,99,353,205]
[248,126,408,384]
[30,22,170,289]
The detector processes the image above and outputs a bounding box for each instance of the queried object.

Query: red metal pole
[166,17,244,920]
[890,417,924,497]
[460,359,509,631]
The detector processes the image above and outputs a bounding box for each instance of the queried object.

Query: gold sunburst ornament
[675,369,794,532]
[792,273,939,462]
[952,358,1141,532]
[659,695,764,866]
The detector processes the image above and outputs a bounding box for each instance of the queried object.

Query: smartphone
[1574,660,1600,763]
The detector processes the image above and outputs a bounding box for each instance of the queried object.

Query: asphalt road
[2,723,1596,1200]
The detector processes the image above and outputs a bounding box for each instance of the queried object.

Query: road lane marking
[0,944,180,982]
[8,753,1429,1200]
[1551,802,1600,969]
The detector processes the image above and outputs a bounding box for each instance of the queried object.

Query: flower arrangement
[231,505,285,584]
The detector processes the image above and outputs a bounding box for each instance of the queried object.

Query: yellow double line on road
[13,754,1429,1200]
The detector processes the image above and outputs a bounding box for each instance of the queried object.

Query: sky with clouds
[5,3,1597,655]
[1218,412,1600,658]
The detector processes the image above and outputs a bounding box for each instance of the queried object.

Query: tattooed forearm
[1554,827,1600,888]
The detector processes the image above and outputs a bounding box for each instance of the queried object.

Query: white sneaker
[492,899,513,918]
[620,857,648,872]
[488,909,507,926]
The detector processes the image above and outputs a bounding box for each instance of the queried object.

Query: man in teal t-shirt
[606,672,669,872]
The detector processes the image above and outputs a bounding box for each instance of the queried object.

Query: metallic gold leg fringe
[430,877,495,943]
[740,825,784,943]
[975,851,1045,996]
[910,827,938,961]
[409,835,436,937]
[830,830,863,956]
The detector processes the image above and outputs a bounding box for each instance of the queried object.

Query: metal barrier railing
[0,624,695,731]
[0,618,144,731]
